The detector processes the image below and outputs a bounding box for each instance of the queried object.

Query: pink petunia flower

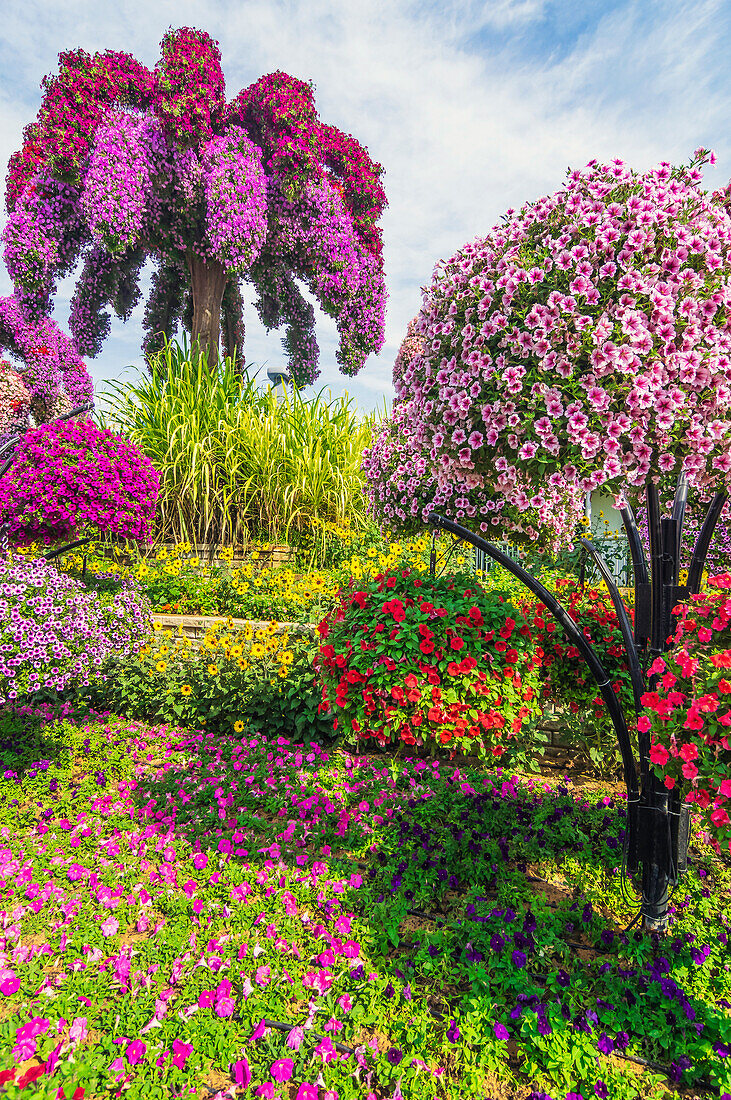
[271,1058,294,1082]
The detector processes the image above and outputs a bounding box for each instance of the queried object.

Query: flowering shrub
[0,418,159,546]
[365,151,731,551]
[84,618,332,742]
[641,573,731,853]
[0,557,149,705]
[317,570,542,763]
[0,358,31,444]
[4,30,387,384]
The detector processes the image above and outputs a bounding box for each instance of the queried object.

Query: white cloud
[0,0,730,409]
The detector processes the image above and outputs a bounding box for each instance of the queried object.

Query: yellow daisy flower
[180,684,192,696]
[156,660,167,673]
[234,720,245,732]
[207,664,218,676]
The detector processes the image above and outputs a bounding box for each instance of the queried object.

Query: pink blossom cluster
[367,152,731,550]
[0,295,93,422]
[0,418,159,546]
[4,29,388,387]
[3,175,83,318]
[81,113,159,254]
[154,27,226,148]
[268,177,386,375]
[5,49,154,210]
[0,557,149,703]
[392,314,425,392]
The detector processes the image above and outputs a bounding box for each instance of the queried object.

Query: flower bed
[0,713,728,1099]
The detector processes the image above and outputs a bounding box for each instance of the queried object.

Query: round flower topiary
[0,555,150,704]
[0,417,160,546]
[365,151,731,552]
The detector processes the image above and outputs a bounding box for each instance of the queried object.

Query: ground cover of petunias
[0,716,729,1100]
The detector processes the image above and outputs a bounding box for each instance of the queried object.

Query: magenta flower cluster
[0,557,149,703]
[0,295,93,425]
[0,418,159,547]
[366,152,731,550]
[3,29,388,386]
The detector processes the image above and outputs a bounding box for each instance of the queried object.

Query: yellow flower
[281,650,294,665]
[156,660,167,673]
[234,720,245,732]
[153,621,162,631]
[239,659,249,671]
[207,664,218,676]
[250,644,265,659]
[278,666,288,679]
[230,645,243,658]
[180,684,192,696]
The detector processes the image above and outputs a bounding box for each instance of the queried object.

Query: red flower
[450,636,465,651]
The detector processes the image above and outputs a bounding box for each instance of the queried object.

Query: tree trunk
[187,255,227,367]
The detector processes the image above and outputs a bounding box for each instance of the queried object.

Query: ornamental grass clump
[317,569,542,762]
[0,556,149,705]
[104,341,376,546]
[0,417,159,546]
[642,572,731,852]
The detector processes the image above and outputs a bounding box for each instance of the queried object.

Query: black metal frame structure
[428,473,727,931]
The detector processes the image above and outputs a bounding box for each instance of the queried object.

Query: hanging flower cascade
[364,152,731,550]
[0,295,93,443]
[3,29,387,385]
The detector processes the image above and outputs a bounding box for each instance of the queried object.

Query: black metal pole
[427,513,640,810]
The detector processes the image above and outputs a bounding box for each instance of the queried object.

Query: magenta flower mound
[0,417,159,546]
[0,556,150,704]
[3,29,387,386]
[365,150,731,551]
[125,1039,146,1066]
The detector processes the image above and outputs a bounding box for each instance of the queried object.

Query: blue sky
[1,0,730,411]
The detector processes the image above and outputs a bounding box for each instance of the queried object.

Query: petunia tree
[365,150,731,929]
[3,27,388,385]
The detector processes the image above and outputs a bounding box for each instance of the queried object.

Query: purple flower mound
[0,418,159,547]
[0,556,150,704]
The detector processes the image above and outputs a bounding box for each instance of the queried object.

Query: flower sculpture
[366,151,731,931]
[0,295,93,443]
[3,28,388,385]
[365,151,731,551]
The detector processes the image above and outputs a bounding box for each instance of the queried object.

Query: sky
[1,0,730,412]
